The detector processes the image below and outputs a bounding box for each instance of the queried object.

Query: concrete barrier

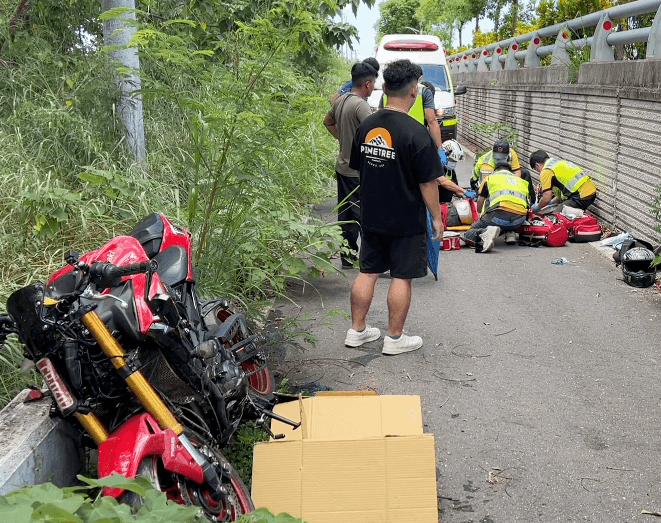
[0,389,84,494]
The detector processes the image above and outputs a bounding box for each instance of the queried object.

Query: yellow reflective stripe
[441,118,457,126]
[564,172,586,192]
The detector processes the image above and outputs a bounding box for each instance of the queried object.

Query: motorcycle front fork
[78,309,226,496]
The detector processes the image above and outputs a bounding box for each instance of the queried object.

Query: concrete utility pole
[101,0,146,165]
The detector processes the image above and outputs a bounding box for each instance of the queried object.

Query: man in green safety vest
[471,139,522,190]
[529,150,597,212]
[463,162,531,253]
[379,65,443,150]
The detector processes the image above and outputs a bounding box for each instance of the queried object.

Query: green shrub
[0,474,307,522]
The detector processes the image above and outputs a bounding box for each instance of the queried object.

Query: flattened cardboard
[251,394,437,523]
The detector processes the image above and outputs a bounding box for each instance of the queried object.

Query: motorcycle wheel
[211,304,276,404]
[119,443,254,521]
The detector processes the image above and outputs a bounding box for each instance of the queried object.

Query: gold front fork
[80,310,184,435]
[75,411,109,445]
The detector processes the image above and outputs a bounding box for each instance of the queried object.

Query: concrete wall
[0,389,85,494]
[453,60,661,242]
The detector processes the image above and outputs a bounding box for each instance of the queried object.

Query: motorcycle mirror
[65,249,80,266]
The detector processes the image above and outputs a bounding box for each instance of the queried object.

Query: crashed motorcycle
[0,213,297,521]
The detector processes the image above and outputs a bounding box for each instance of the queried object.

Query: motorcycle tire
[119,444,254,521]
[207,302,276,406]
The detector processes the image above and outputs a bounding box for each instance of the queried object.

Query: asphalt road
[268,155,661,522]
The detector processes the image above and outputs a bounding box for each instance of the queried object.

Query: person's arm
[323,111,338,140]
[425,108,443,149]
[437,175,465,198]
[510,150,522,177]
[537,168,555,207]
[475,179,489,213]
[476,196,486,214]
[420,180,443,240]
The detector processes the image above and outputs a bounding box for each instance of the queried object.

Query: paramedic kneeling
[529,150,596,212]
[463,162,530,253]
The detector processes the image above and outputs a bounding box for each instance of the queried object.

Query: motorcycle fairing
[47,236,167,335]
[6,282,57,361]
[98,412,205,498]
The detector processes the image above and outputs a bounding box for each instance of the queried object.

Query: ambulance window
[420,64,449,92]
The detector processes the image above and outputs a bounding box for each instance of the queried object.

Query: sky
[342,0,495,57]
[343,2,383,60]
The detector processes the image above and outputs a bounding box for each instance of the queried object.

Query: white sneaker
[479,226,501,253]
[382,334,423,355]
[345,325,381,347]
[505,231,517,244]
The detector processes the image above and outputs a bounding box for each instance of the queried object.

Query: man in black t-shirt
[343,59,443,356]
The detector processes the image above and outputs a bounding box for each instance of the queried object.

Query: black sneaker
[341,254,358,269]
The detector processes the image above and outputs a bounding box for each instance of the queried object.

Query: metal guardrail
[447,0,661,73]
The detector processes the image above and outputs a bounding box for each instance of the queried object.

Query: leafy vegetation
[0,475,307,522]
[222,422,270,490]
[0,0,371,405]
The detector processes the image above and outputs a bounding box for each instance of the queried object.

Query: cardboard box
[251,393,438,523]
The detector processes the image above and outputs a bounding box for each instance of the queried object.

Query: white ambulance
[367,34,467,141]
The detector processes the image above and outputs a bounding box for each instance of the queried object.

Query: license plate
[37,358,78,416]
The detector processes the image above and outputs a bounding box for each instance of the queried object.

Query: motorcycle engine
[207,343,249,400]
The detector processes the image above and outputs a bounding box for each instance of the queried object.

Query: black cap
[493,139,510,163]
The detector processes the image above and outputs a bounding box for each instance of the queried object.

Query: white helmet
[443,139,464,163]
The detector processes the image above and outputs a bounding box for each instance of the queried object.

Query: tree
[416,0,485,48]
[375,0,422,40]
[101,0,146,164]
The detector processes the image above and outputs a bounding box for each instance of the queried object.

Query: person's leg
[336,173,360,266]
[345,231,386,347]
[463,214,490,246]
[386,277,412,337]
[381,234,426,355]
[562,193,596,211]
[350,272,380,331]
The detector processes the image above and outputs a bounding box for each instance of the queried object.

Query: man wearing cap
[471,139,522,187]
[529,150,597,212]
[463,161,531,253]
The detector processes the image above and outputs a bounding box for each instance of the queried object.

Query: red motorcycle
[0,214,296,521]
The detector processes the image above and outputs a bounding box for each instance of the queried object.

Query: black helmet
[621,246,656,288]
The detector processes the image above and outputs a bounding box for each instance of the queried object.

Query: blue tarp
[426,209,441,281]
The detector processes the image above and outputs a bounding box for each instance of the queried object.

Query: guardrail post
[647,4,661,58]
[551,25,571,65]
[448,58,457,74]
[505,42,520,69]
[525,32,542,67]
[460,54,469,73]
[467,52,477,72]
[491,47,503,70]
[477,48,490,71]
[592,13,615,61]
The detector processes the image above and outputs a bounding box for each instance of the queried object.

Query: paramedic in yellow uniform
[529,150,596,212]
[471,139,522,190]
[462,162,531,253]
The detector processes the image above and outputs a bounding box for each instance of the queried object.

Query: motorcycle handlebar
[89,260,157,290]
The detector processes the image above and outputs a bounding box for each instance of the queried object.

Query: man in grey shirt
[323,62,377,268]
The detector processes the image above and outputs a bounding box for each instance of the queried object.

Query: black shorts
[360,230,428,279]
